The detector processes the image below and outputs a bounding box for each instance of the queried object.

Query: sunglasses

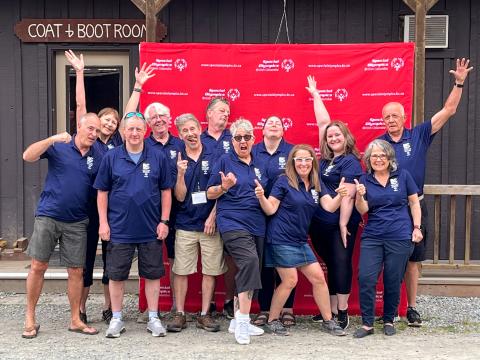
[124,111,145,120]
[233,134,253,142]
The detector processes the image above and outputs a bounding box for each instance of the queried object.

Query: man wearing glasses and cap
[94,111,173,338]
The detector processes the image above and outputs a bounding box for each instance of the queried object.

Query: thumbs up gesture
[219,171,237,191]
[177,152,188,176]
[354,179,366,197]
[254,179,265,199]
[335,177,348,197]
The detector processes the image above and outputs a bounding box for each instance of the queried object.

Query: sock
[112,311,122,320]
[148,311,158,320]
[201,311,207,316]
[235,310,250,320]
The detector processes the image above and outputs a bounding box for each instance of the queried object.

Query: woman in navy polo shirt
[308,121,363,329]
[207,118,268,345]
[65,50,155,325]
[353,139,422,338]
[254,144,348,337]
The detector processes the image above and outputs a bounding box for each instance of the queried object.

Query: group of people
[21,49,472,345]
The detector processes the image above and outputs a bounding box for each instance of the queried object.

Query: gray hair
[206,97,230,113]
[144,102,170,120]
[78,112,100,126]
[364,139,398,173]
[175,113,201,132]
[229,118,254,137]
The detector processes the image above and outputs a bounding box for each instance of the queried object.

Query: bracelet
[220,185,228,194]
[413,225,422,230]
[133,87,142,93]
[454,83,464,88]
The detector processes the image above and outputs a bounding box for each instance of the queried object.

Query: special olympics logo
[390,58,404,71]
[174,58,188,71]
[334,89,349,102]
[281,117,293,130]
[227,88,241,102]
[281,59,295,72]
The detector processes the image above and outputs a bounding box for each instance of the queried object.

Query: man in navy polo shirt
[94,112,172,338]
[165,113,226,333]
[378,58,473,326]
[22,113,101,338]
[143,101,183,315]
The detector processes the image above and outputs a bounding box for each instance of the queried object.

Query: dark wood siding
[0,0,478,260]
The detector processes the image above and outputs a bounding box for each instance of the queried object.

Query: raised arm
[65,50,86,129]
[124,62,156,115]
[431,58,473,134]
[23,132,72,162]
[306,75,331,148]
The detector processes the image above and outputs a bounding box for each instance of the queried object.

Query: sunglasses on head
[124,111,145,120]
[233,134,253,142]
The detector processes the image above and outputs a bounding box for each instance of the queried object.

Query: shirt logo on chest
[142,163,151,178]
[311,189,319,204]
[323,164,335,177]
[390,178,399,192]
[201,160,209,174]
[403,142,412,157]
[278,157,286,169]
[170,150,177,159]
[254,168,262,180]
[223,141,231,153]
[86,156,94,170]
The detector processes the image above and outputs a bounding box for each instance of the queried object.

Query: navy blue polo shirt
[378,121,434,195]
[92,131,123,155]
[267,176,328,246]
[36,136,102,222]
[252,138,293,195]
[360,169,418,241]
[207,151,268,237]
[201,129,232,158]
[174,144,217,232]
[145,132,183,175]
[93,143,173,244]
[312,154,364,225]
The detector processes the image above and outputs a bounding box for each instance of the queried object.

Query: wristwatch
[160,219,170,226]
[413,225,423,231]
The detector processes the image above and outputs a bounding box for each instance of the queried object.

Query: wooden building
[0,0,479,277]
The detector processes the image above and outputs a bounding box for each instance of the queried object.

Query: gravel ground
[0,293,479,360]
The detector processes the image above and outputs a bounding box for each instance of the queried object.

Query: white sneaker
[147,317,167,337]
[234,318,250,345]
[105,318,125,338]
[228,319,264,336]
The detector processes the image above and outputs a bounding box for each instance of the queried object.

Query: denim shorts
[264,242,317,268]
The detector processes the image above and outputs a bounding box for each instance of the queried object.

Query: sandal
[22,324,40,339]
[252,312,269,326]
[280,312,296,327]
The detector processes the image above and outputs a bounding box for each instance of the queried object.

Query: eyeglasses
[124,111,145,120]
[233,134,253,142]
[293,157,314,164]
[149,113,171,121]
[371,154,388,160]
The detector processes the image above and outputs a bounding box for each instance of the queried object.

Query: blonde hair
[285,144,320,192]
[320,121,360,160]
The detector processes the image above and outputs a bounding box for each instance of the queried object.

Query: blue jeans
[358,237,413,326]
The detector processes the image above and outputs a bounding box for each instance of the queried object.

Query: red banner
[138,42,414,316]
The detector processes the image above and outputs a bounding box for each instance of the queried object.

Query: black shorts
[106,240,165,281]
[409,199,428,262]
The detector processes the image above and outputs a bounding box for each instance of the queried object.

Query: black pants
[309,219,360,295]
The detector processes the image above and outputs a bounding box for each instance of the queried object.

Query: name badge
[192,191,207,205]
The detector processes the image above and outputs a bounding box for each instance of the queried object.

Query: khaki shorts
[172,229,227,276]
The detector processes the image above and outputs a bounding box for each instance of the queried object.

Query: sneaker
[223,300,234,319]
[147,317,167,337]
[196,314,220,332]
[234,318,250,345]
[166,312,187,332]
[322,319,347,336]
[312,312,335,323]
[337,309,349,330]
[208,302,217,316]
[265,319,289,336]
[105,318,126,338]
[228,319,264,336]
[407,306,422,327]
[102,308,113,325]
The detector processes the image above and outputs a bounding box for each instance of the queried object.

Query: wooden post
[403,0,439,125]
[131,0,171,42]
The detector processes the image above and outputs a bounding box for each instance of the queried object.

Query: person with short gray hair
[201,97,232,157]
[363,139,398,173]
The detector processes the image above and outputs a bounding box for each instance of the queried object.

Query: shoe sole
[407,321,422,327]
[228,328,264,336]
[106,327,126,338]
[196,323,220,332]
[166,325,187,332]
[147,328,166,337]
[223,311,234,320]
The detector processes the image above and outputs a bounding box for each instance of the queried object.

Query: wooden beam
[130,0,171,42]
[404,0,416,11]
[423,185,480,196]
[130,0,146,14]
[155,0,171,13]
